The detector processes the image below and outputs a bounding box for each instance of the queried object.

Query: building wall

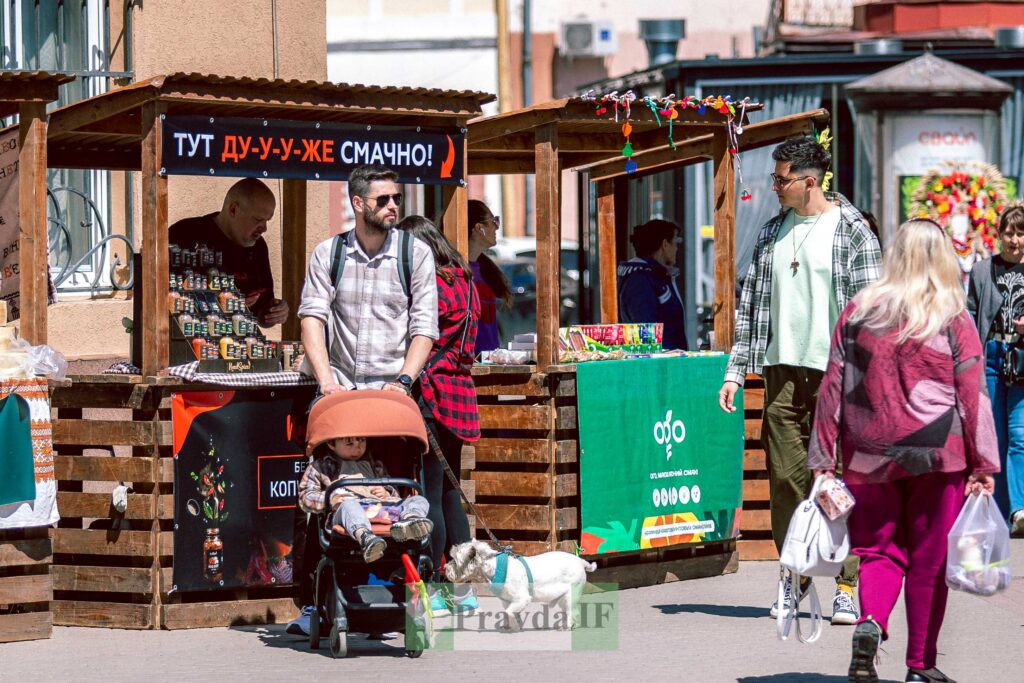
[47,0,328,360]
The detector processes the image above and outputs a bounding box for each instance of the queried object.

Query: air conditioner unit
[559,20,617,57]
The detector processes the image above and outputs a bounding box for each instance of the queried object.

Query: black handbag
[1003,344,1024,385]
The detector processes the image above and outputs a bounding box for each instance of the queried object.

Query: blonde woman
[807,219,999,683]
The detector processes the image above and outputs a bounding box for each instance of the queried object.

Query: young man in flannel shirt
[717,136,882,626]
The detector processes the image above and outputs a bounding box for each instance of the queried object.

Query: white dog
[444,540,597,632]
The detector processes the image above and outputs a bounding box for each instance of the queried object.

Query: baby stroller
[305,389,434,658]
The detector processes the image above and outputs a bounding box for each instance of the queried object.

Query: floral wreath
[909,161,1008,255]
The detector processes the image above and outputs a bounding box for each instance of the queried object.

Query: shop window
[1,0,124,294]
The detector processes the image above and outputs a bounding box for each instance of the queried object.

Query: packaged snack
[816,477,856,520]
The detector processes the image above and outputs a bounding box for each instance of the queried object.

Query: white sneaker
[831,587,859,625]
[285,605,315,636]
[770,576,811,618]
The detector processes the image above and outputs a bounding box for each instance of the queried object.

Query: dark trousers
[422,418,472,572]
[292,506,320,608]
[763,364,858,587]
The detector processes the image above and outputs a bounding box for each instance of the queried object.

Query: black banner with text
[161,115,466,185]
[171,387,314,592]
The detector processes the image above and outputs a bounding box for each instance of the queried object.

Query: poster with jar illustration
[171,387,314,592]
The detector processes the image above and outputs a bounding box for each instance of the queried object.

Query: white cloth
[0,378,59,529]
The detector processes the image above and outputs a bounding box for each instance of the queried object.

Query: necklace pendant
[790,259,799,275]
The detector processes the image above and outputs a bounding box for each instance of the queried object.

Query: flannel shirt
[419,268,481,441]
[724,192,882,386]
[298,229,438,389]
[297,456,398,514]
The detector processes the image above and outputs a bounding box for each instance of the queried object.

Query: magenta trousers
[846,470,967,670]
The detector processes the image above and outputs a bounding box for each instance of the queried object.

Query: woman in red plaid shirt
[398,216,481,614]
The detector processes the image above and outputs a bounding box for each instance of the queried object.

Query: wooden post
[711,130,736,352]
[441,184,469,259]
[17,102,48,345]
[596,178,617,323]
[281,179,307,341]
[140,103,169,376]
[534,123,560,368]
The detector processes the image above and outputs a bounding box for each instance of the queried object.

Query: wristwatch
[396,374,414,393]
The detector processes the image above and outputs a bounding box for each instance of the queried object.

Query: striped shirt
[298,229,438,389]
[725,192,882,386]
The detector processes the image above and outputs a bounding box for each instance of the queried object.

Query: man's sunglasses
[769,173,810,188]
[361,193,403,209]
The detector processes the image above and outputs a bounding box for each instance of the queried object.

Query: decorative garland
[815,127,834,192]
[580,90,754,198]
[909,161,1008,254]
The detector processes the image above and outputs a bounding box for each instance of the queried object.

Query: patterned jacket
[297,455,399,514]
[724,192,882,385]
[808,302,999,483]
[418,268,481,441]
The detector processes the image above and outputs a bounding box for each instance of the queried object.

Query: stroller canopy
[305,389,429,457]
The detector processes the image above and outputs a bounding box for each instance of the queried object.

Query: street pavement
[4,540,1022,682]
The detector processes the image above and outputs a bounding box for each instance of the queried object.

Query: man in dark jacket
[617,219,687,350]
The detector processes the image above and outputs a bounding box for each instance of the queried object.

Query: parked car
[489,239,580,343]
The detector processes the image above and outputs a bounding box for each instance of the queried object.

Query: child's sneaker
[358,529,386,563]
[429,592,450,615]
[391,516,434,543]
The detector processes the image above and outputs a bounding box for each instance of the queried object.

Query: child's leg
[399,495,429,520]
[334,498,371,538]
[391,496,433,543]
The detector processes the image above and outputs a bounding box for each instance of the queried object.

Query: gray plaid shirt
[298,229,438,389]
[724,192,882,386]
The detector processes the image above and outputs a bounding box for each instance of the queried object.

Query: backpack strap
[329,233,347,290]
[398,229,413,308]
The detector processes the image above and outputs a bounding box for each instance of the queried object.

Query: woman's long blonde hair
[848,219,965,343]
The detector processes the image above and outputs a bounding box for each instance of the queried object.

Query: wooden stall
[40,74,491,629]
[465,99,830,574]
[0,71,74,645]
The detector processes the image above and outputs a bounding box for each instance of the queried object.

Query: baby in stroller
[298,435,434,563]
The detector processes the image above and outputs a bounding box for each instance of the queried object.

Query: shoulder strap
[423,276,474,373]
[398,230,414,307]
[329,233,346,289]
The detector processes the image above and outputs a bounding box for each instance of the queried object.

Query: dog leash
[417,407,511,555]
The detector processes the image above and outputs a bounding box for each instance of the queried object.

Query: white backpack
[776,475,852,643]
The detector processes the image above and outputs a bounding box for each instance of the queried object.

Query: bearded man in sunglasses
[717,136,881,627]
[298,164,438,396]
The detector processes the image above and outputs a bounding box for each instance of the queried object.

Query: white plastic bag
[946,493,1012,596]
[27,344,68,380]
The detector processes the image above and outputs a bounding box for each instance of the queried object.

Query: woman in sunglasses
[463,200,513,353]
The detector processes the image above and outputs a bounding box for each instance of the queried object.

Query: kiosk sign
[161,115,466,185]
[576,355,744,554]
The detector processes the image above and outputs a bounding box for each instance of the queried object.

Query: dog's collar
[489,551,534,593]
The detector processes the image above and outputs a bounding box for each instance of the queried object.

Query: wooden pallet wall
[0,527,52,643]
[739,375,776,561]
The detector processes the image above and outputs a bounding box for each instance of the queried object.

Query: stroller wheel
[405,647,423,659]
[330,619,348,659]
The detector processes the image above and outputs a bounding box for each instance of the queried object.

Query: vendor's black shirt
[992,254,1024,336]
[169,213,276,317]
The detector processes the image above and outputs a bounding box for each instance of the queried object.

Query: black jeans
[422,418,472,572]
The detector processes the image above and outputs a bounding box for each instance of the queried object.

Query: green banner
[577,355,744,555]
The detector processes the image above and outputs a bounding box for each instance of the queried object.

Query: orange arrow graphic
[440,135,455,178]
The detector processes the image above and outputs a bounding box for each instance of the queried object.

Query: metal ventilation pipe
[853,38,904,56]
[995,26,1024,50]
[639,19,686,67]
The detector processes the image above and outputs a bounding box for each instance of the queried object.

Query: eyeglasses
[361,193,403,209]
[769,173,810,188]
[488,215,501,230]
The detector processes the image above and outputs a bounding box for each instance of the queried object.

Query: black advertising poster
[160,115,466,185]
[171,388,313,592]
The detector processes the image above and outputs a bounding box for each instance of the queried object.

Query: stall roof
[467,95,764,175]
[0,70,75,115]
[45,72,495,170]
